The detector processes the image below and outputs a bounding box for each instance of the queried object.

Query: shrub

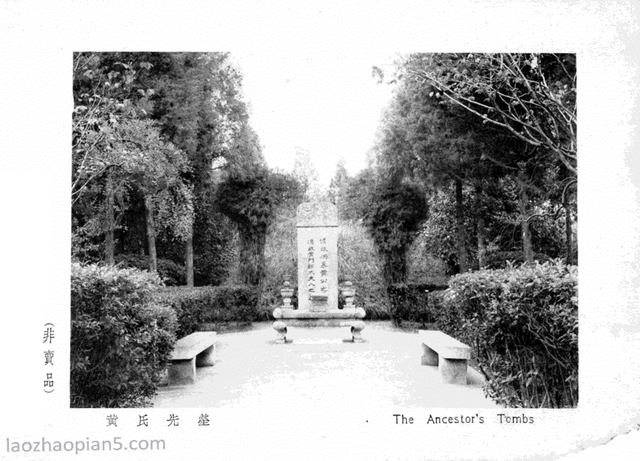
[115,254,186,286]
[71,222,103,264]
[437,260,578,408]
[361,303,393,321]
[157,285,260,337]
[387,283,448,325]
[71,263,178,408]
[483,249,553,270]
[156,259,187,286]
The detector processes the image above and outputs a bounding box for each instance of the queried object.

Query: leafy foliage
[148,52,257,285]
[387,283,448,325]
[72,53,195,266]
[436,261,578,408]
[340,167,378,222]
[191,211,236,286]
[416,182,565,272]
[157,286,259,337]
[115,254,186,286]
[70,263,177,408]
[419,187,476,274]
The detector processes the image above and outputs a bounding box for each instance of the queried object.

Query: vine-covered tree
[216,168,302,287]
[360,180,429,284]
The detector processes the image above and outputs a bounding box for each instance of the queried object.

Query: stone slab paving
[152,321,498,409]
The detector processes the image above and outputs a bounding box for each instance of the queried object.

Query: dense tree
[72,52,260,286]
[72,54,193,269]
[403,53,577,265]
[417,179,566,273]
[148,52,251,286]
[72,53,148,209]
[113,119,193,271]
[341,167,378,222]
[374,69,508,271]
[404,53,576,176]
[371,54,576,270]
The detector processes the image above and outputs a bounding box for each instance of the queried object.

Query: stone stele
[296,202,338,312]
[273,201,366,343]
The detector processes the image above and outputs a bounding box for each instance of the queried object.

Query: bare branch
[406,53,577,176]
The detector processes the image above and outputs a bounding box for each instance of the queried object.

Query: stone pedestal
[273,307,366,342]
[341,281,356,309]
[273,320,288,344]
[280,281,294,308]
[349,320,365,342]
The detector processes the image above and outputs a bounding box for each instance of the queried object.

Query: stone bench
[419,330,471,385]
[168,332,217,385]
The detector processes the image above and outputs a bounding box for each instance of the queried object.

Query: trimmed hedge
[387,283,448,325]
[71,263,178,408]
[115,254,186,286]
[157,285,260,337]
[437,261,578,408]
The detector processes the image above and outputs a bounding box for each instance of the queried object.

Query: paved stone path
[152,321,498,409]
[150,322,637,460]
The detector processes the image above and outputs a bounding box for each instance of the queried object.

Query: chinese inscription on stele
[306,237,329,298]
[296,202,338,312]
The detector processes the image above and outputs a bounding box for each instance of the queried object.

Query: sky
[231,51,398,186]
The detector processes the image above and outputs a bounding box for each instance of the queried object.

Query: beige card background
[1,1,638,459]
